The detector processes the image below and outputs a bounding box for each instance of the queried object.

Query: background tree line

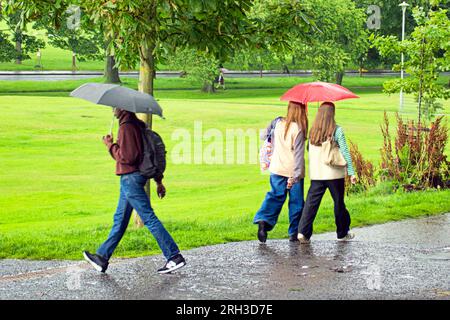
[0,0,448,93]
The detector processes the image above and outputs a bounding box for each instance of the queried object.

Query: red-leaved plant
[380,112,449,190]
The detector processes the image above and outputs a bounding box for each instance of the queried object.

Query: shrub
[379,111,449,191]
[345,140,376,195]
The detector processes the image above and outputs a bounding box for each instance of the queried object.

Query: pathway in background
[0,70,436,82]
[0,214,449,300]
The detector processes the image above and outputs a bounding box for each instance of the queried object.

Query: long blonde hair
[284,101,308,140]
[309,102,336,146]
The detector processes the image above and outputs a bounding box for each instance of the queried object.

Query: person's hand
[350,176,357,185]
[102,134,113,146]
[157,183,166,199]
[287,177,295,190]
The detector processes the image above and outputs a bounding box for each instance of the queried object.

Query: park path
[0,214,449,300]
[0,70,428,81]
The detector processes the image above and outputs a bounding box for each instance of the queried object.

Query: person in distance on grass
[83,108,186,274]
[215,65,226,90]
[254,101,308,243]
[297,102,357,244]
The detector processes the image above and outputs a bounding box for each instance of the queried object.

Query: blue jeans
[253,174,305,236]
[97,172,180,261]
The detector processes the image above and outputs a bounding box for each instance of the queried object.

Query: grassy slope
[0,21,104,71]
[1,75,448,95]
[0,77,449,260]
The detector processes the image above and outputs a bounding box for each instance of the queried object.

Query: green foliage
[306,41,352,83]
[0,31,16,62]
[355,0,431,37]
[2,0,69,25]
[366,180,397,197]
[167,48,219,92]
[249,0,317,53]
[81,0,253,71]
[373,6,450,120]
[231,0,369,83]
[33,9,103,63]
[0,10,46,62]
[295,0,369,83]
[231,0,319,74]
[232,48,278,73]
[355,0,446,69]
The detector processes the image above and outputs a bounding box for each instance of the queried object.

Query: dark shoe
[157,254,186,274]
[83,251,108,273]
[289,234,299,242]
[257,221,268,243]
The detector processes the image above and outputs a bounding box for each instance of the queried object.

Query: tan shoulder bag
[321,129,347,167]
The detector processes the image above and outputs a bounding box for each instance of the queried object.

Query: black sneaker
[289,234,299,242]
[157,254,186,274]
[257,221,268,243]
[83,251,108,273]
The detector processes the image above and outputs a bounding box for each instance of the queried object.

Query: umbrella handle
[109,113,115,136]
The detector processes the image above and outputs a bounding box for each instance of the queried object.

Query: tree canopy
[373,3,450,120]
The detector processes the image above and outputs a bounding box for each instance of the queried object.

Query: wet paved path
[0,70,430,81]
[0,214,449,300]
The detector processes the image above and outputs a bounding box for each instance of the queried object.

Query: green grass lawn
[0,77,449,260]
[0,21,105,71]
[1,75,448,97]
[0,45,106,71]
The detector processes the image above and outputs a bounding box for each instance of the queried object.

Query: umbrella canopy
[70,83,164,118]
[280,81,359,104]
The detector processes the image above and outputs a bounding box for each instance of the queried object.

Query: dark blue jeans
[254,174,305,236]
[97,172,180,261]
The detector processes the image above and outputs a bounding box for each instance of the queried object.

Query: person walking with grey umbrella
[70,83,185,274]
[82,108,186,274]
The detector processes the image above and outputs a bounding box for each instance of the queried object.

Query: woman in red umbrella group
[255,82,357,244]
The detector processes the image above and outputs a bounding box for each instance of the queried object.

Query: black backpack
[138,124,167,181]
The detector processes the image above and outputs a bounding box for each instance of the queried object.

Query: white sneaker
[297,233,311,244]
[338,232,355,242]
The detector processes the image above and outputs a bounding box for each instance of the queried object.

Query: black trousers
[298,178,351,239]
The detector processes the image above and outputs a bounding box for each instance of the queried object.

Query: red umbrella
[280,81,359,104]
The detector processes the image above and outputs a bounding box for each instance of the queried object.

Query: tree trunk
[202,82,216,93]
[133,40,155,228]
[335,72,344,85]
[72,52,77,71]
[15,36,22,64]
[104,55,121,84]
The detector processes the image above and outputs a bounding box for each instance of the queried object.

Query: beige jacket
[308,143,346,180]
[268,120,305,181]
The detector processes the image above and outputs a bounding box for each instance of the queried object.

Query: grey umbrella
[71,83,164,135]
[70,83,164,117]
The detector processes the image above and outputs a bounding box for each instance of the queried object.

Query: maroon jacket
[106,112,145,177]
